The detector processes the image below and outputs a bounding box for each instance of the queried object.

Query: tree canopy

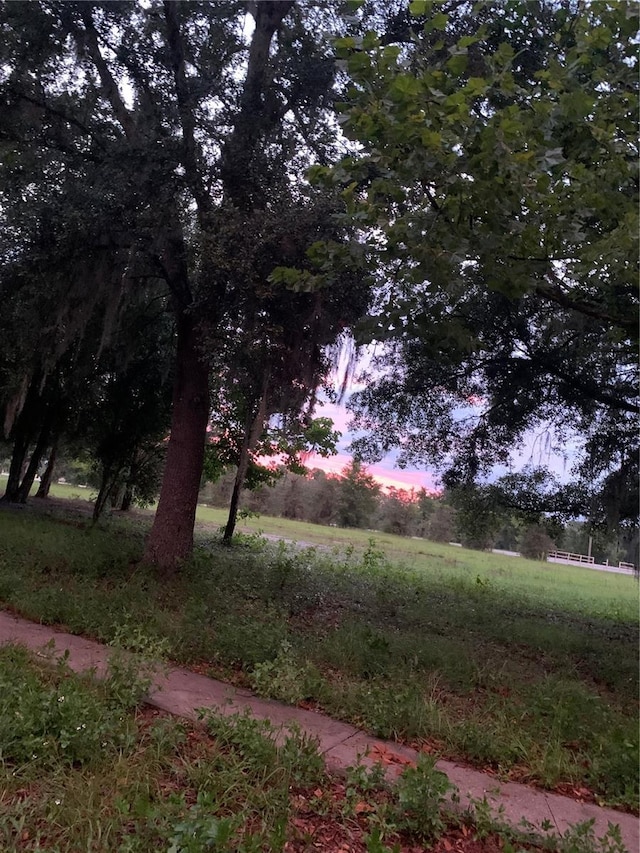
[311,0,638,528]
[1,0,637,561]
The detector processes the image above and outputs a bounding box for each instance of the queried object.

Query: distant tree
[376,487,418,537]
[304,470,340,526]
[335,459,381,529]
[493,517,524,553]
[448,486,504,551]
[519,526,556,561]
[426,500,457,544]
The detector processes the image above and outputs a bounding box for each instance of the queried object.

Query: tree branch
[78,8,137,142]
[162,1,211,218]
[220,0,294,208]
[535,279,638,340]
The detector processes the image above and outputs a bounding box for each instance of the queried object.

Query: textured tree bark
[3,428,29,502]
[16,425,50,503]
[16,404,59,503]
[2,377,40,502]
[143,314,209,572]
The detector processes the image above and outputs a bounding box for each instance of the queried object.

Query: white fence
[547,550,594,565]
[547,551,636,575]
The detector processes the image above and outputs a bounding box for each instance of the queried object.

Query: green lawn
[0,492,637,812]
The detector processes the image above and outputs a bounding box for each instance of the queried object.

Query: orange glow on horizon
[305,453,440,497]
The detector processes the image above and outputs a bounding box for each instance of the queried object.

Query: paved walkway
[0,610,637,852]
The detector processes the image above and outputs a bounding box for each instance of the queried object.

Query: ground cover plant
[0,643,630,853]
[0,504,637,815]
[0,642,429,852]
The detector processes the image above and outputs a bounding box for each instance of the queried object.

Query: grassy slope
[0,492,637,810]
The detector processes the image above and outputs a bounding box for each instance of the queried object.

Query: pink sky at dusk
[307,396,440,496]
[305,450,440,495]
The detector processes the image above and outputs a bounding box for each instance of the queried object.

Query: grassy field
[18,478,634,622]
[0,491,637,817]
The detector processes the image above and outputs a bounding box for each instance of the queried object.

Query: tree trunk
[223,436,252,543]
[223,373,269,541]
[2,372,43,503]
[16,413,54,503]
[93,466,117,522]
[120,484,134,512]
[143,314,209,571]
[35,435,59,499]
[3,431,30,502]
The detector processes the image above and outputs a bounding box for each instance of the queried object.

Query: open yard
[0,496,637,823]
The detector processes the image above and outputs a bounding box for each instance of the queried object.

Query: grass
[0,645,629,853]
[0,498,637,814]
[0,643,355,851]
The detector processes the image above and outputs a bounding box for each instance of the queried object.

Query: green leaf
[446,53,468,75]
[424,11,448,32]
[421,129,442,149]
[409,0,428,16]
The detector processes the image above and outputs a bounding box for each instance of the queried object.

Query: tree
[80,316,174,521]
[519,525,556,561]
[1,1,372,569]
[335,458,380,529]
[425,499,456,544]
[313,1,638,530]
[376,487,419,536]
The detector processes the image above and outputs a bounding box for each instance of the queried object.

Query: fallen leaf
[369,743,416,767]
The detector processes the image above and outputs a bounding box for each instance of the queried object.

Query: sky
[304,397,441,495]
[302,391,578,497]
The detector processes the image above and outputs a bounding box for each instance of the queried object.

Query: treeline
[200,461,638,567]
[3,443,635,566]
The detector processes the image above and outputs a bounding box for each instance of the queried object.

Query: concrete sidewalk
[0,610,637,851]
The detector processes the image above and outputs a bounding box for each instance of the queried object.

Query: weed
[392,754,456,841]
[363,826,401,852]
[201,710,325,788]
[213,608,289,668]
[167,793,237,852]
[111,617,171,659]
[0,645,138,770]
[0,508,637,808]
[107,641,166,711]
[342,761,389,819]
[360,539,391,573]
[250,640,321,704]
[556,820,628,853]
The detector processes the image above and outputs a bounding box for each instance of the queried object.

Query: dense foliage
[0,1,372,564]
[313,0,639,529]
